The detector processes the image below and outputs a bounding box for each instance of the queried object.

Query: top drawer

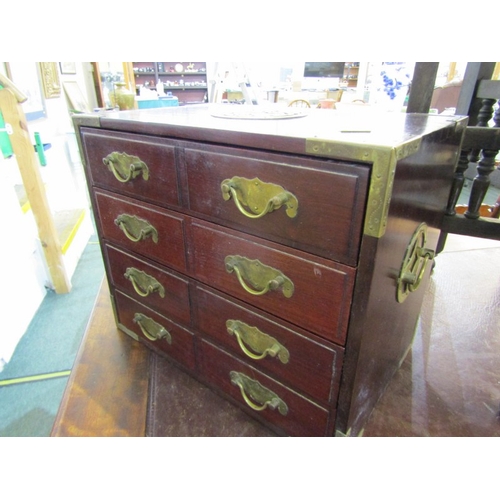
[182,144,369,265]
[81,128,180,208]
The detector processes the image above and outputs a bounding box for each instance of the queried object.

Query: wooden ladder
[0,72,71,293]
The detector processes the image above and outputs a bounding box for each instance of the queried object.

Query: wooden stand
[0,73,71,293]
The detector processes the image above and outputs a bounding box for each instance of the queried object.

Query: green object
[0,83,14,159]
[34,131,46,166]
[0,110,14,160]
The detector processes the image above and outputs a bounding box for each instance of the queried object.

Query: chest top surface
[82,104,465,152]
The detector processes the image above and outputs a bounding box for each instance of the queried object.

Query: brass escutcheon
[114,213,158,243]
[226,319,290,364]
[225,255,294,298]
[124,267,165,298]
[230,371,288,415]
[133,313,172,343]
[221,176,298,219]
[396,222,435,303]
[103,152,149,183]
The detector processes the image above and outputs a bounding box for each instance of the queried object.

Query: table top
[51,279,149,437]
[76,104,467,154]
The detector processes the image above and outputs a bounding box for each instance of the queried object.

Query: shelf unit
[132,62,208,104]
[341,62,359,88]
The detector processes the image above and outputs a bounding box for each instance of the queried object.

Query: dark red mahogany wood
[73,106,465,436]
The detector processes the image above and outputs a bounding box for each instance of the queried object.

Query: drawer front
[198,339,332,437]
[104,244,191,327]
[114,290,196,371]
[183,145,368,265]
[194,284,343,404]
[188,219,355,345]
[81,128,180,208]
[94,189,187,272]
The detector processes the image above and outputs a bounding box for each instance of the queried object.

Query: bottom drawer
[114,290,196,372]
[198,339,333,437]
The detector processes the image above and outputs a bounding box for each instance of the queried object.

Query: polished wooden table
[51,279,150,437]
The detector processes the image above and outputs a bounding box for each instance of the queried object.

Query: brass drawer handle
[103,152,149,183]
[230,371,288,415]
[124,267,165,298]
[226,319,289,364]
[221,176,298,219]
[396,222,435,303]
[133,313,172,343]
[114,214,158,243]
[225,255,294,298]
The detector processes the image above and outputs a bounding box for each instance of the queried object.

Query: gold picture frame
[39,62,61,99]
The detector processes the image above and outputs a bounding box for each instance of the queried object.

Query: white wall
[0,62,96,369]
[0,154,48,369]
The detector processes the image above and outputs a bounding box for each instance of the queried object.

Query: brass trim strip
[72,114,102,129]
[305,138,422,238]
[110,295,140,341]
[117,323,140,342]
[72,114,102,175]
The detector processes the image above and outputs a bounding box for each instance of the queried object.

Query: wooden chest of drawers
[74,106,466,436]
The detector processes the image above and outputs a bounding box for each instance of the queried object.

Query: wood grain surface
[51,279,150,437]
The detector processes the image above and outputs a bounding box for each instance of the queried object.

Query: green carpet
[0,234,104,436]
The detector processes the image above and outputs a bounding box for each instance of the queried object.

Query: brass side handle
[133,313,172,343]
[225,255,294,298]
[226,319,289,364]
[103,152,149,183]
[124,267,165,298]
[230,371,288,415]
[396,222,435,303]
[114,214,158,243]
[221,176,298,219]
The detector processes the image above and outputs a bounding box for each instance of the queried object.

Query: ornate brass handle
[396,222,435,303]
[133,313,172,343]
[124,267,165,298]
[226,319,289,364]
[224,255,294,298]
[114,214,158,243]
[230,371,288,415]
[221,176,298,219]
[103,152,149,183]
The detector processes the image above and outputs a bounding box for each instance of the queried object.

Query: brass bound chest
[74,106,466,436]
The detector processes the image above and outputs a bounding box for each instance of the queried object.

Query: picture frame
[6,62,46,121]
[59,62,77,75]
[39,62,61,98]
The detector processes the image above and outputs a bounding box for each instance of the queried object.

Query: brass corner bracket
[306,138,421,238]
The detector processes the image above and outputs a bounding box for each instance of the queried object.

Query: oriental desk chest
[73,106,466,437]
